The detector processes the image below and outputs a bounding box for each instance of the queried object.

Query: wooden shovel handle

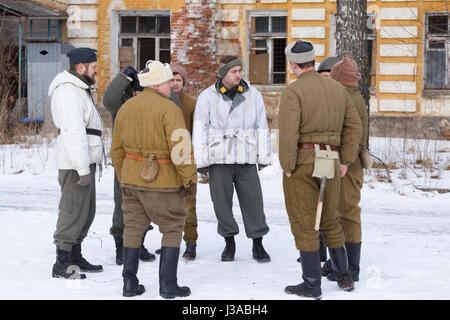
[314,201,323,231]
[314,177,327,231]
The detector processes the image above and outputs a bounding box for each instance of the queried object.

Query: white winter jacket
[192,81,272,169]
[48,71,103,176]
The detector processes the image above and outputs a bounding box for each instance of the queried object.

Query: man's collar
[68,70,93,88]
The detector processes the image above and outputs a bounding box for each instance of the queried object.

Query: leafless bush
[0,14,19,144]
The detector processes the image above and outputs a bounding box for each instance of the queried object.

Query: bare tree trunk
[336,0,370,141]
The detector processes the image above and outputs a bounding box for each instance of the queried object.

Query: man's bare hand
[340,164,348,177]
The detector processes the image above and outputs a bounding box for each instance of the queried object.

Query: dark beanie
[67,47,97,65]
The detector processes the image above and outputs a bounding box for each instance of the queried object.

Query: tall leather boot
[113,235,123,265]
[159,247,191,299]
[140,230,156,262]
[329,246,354,291]
[252,237,271,263]
[52,248,86,280]
[321,259,333,277]
[346,242,361,282]
[71,243,103,273]
[122,247,145,297]
[285,251,322,300]
[221,236,235,262]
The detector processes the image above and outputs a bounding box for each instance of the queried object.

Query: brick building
[16,1,450,138]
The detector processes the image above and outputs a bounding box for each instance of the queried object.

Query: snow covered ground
[0,136,449,300]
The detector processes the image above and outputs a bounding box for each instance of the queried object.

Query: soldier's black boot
[159,247,191,299]
[113,235,123,265]
[252,237,271,263]
[321,259,333,277]
[140,229,156,262]
[221,236,235,261]
[346,242,361,282]
[329,246,354,291]
[52,249,86,279]
[182,241,197,260]
[71,243,103,273]
[285,251,322,300]
[319,235,327,262]
[122,247,145,297]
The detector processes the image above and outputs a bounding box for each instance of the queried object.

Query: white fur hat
[138,60,173,87]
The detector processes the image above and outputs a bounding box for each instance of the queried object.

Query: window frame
[118,11,171,70]
[247,10,288,85]
[424,13,450,91]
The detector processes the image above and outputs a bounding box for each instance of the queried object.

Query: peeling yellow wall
[217,0,450,117]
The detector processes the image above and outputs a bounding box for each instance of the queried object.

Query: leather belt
[125,153,172,164]
[57,128,102,137]
[298,143,339,152]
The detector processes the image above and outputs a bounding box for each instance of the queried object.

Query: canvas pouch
[312,144,338,179]
[140,153,159,182]
[360,147,372,169]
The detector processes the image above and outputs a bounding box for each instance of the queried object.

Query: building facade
[32,1,450,138]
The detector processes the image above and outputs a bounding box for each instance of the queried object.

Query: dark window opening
[272,17,286,33]
[138,17,156,34]
[429,40,445,49]
[158,16,170,34]
[121,16,137,33]
[254,17,269,33]
[273,38,286,84]
[428,15,448,35]
[138,38,156,70]
[121,38,133,47]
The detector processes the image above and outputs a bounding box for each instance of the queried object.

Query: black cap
[67,47,97,65]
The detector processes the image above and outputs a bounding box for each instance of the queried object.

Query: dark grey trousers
[209,164,269,239]
[109,172,124,238]
[53,164,96,251]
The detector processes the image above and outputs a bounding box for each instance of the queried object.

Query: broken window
[119,14,170,72]
[425,14,449,89]
[249,12,287,84]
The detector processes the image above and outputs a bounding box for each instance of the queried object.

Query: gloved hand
[184,183,197,202]
[258,164,268,171]
[77,174,91,187]
[197,167,209,175]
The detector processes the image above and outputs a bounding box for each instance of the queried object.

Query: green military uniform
[278,70,362,252]
[178,92,199,243]
[339,87,368,244]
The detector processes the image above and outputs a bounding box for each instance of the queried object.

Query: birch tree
[335,0,370,108]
